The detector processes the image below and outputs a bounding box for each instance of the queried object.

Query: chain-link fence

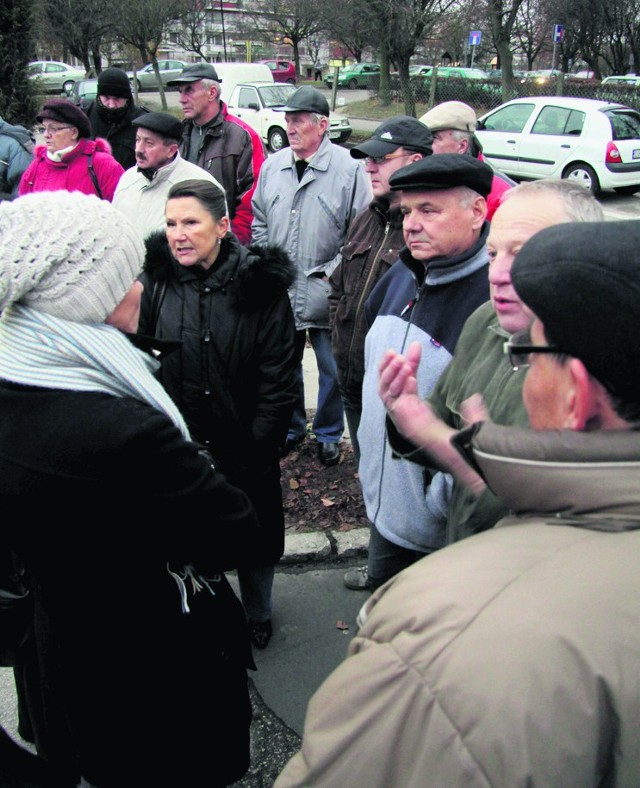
[379,72,640,116]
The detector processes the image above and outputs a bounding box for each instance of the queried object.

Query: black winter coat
[0,382,259,786]
[85,99,148,170]
[140,233,298,565]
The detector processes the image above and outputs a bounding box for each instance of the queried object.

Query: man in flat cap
[168,63,265,245]
[420,100,513,218]
[276,221,640,787]
[353,154,492,590]
[251,86,371,466]
[85,67,149,170]
[113,111,225,241]
[329,116,432,470]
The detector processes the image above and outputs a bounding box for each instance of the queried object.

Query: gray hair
[199,78,221,100]
[456,184,484,208]
[502,179,604,222]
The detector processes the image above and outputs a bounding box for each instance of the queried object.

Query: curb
[280,527,369,567]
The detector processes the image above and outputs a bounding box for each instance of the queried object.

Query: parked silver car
[28,61,86,93]
[126,60,187,91]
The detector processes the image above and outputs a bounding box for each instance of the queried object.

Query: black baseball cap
[389,153,493,197]
[167,63,221,87]
[132,112,183,142]
[280,86,330,117]
[351,116,433,159]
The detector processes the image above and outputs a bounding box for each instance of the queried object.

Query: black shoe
[318,442,340,466]
[248,619,272,650]
[279,436,305,458]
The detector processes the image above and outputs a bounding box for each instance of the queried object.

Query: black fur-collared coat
[140,232,298,565]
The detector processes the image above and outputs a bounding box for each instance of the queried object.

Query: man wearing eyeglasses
[329,116,433,470]
[276,221,640,788]
[379,180,603,546]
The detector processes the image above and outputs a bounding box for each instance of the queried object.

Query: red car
[259,59,297,84]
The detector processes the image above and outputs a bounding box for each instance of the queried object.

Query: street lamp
[220,0,227,60]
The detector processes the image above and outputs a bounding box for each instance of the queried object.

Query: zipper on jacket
[344,219,392,390]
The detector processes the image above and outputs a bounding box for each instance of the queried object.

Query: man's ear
[566,358,598,430]
[470,195,487,228]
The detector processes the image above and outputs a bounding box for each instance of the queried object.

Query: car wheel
[62,80,75,93]
[614,185,640,196]
[268,127,288,152]
[563,163,601,195]
[286,78,296,85]
[348,78,358,90]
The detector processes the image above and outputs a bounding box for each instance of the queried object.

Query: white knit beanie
[0,191,144,323]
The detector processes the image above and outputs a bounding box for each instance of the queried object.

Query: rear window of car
[605,109,640,140]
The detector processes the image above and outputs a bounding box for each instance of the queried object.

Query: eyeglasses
[504,328,564,369]
[364,152,411,166]
[38,125,73,135]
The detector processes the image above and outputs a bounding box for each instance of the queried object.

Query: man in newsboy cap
[420,100,513,218]
[167,63,265,245]
[113,111,225,241]
[353,153,493,590]
[276,220,640,787]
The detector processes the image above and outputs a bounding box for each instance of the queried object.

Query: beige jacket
[277,424,640,787]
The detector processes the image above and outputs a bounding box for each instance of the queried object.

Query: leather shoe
[279,436,304,458]
[248,619,272,650]
[318,442,340,466]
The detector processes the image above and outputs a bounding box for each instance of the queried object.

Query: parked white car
[28,61,86,93]
[476,96,640,195]
[227,82,352,151]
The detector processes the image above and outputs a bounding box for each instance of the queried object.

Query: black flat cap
[132,112,183,142]
[389,153,493,197]
[351,116,433,159]
[512,220,640,400]
[37,98,92,138]
[167,63,220,87]
[280,86,329,116]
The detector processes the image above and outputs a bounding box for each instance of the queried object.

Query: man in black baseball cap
[350,152,493,592]
[85,67,148,170]
[330,116,432,513]
[113,111,225,241]
[166,61,264,245]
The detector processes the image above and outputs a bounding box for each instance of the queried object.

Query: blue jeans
[367,523,427,591]
[289,329,344,444]
[237,565,275,623]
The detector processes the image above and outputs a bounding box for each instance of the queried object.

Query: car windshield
[258,84,296,107]
[605,109,640,140]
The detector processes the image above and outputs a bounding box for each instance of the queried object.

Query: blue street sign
[469,30,482,47]
[553,24,564,43]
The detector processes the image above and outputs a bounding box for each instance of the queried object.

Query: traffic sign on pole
[469,30,482,47]
[553,24,564,43]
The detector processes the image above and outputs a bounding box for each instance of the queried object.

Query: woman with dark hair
[0,191,259,786]
[140,178,297,650]
[19,98,123,200]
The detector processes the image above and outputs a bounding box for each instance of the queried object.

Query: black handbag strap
[87,153,103,199]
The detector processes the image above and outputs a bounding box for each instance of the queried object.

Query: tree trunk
[378,47,391,107]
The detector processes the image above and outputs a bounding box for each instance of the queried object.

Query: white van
[214,63,273,100]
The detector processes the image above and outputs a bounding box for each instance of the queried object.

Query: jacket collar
[466,422,640,527]
[279,134,333,173]
[370,196,403,229]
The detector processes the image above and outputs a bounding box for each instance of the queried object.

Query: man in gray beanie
[0,191,260,786]
[85,66,149,169]
[276,220,640,787]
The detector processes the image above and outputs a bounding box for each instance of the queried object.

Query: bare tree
[486,0,525,92]
[39,0,114,75]
[513,0,549,70]
[173,0,211,62]
[322,0,374,64]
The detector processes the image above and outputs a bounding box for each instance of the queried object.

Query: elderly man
[379,179,603,545]
[276,221,640,787]
[113,112,225,241]
[85,67,148,170]
[329,116,433,464]
[420,100,513,218]
[252,85,371,465]
[167,63,265,245]
[352,154,492,590]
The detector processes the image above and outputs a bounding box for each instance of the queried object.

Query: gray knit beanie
[0,191,144,323]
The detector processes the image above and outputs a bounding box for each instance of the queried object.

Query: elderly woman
[140,179,297,650]
[19,98,123,200]
[0,191,259,786]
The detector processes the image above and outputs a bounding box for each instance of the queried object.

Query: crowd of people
[1,68,639,786]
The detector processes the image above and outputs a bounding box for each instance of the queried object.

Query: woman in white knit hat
[0,191,259,787]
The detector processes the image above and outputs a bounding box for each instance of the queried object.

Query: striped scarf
[0,304,190,439]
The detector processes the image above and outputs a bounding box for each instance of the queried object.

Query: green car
[325,63,381,90]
